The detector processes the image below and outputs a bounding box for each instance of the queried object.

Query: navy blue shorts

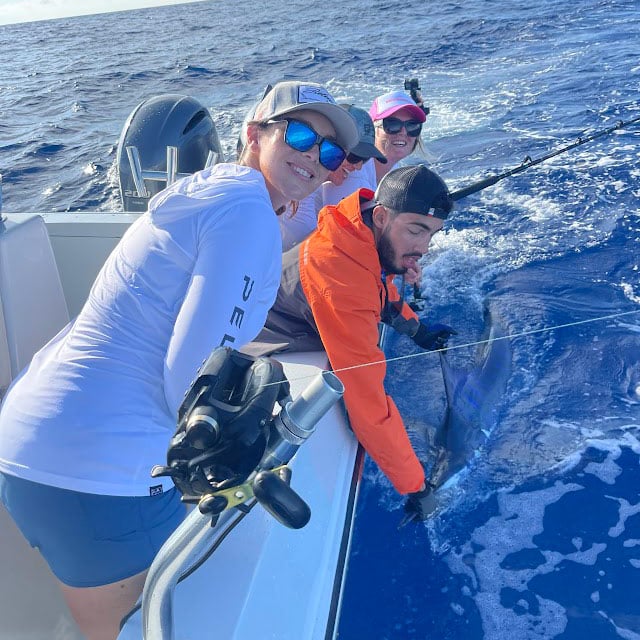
[0,473,186,588]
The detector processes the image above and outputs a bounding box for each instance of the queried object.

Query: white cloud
[0,0,206,26]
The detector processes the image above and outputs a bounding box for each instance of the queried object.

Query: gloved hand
[403,484,437,522]
[412,322,457,351]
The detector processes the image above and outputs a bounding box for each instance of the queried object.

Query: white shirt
[279,160,377,251]
[0,164,282,496]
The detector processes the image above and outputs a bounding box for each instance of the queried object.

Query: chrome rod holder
[125,146,149,198]
[166,146,178,186]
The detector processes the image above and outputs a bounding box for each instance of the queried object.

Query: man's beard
[377,228,405,275]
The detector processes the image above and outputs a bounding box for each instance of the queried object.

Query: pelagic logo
[298,85,335,105]
[149,485,163,496]
[220,275,255,347]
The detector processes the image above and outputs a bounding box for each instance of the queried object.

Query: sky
[0,0,206,26]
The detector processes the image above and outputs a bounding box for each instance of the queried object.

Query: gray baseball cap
[252,81,359,152]
[343,105,387,163]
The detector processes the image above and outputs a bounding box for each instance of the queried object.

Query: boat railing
[125,145,218,198]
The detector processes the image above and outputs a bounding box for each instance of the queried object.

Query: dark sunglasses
[347,153,371,164]
[269,118,346,171]
[379,117,423,137]
[345,152,368,165]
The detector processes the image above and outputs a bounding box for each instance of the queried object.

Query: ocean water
[1,0,640,638]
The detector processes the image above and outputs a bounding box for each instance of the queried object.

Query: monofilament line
[265,307,640,388]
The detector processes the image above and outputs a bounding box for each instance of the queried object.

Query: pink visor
[369,90,427,123]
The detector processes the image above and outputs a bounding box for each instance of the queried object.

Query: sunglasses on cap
[267,118,346,171]
[378,117,423,137]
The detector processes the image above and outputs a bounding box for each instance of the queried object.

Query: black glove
[403,485,437,522]
[412,322,457,351]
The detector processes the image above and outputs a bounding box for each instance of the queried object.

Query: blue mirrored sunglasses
[269,118,346,171]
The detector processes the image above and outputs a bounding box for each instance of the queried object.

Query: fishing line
[265,307,640,388]
[264,111,640,389]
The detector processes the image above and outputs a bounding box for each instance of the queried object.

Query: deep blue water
[1,1,639,638]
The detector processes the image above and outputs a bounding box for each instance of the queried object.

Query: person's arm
[386,276,420,324]
[356,159,378,191]
[164,205,281,416]
[305,274,425,495]
[380,276,422,338]
[384,277,457,351]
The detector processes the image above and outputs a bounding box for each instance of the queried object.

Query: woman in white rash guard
[0,80,357,640]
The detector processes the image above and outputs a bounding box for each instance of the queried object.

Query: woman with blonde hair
[0,80,357,640]
[368,89,428,182]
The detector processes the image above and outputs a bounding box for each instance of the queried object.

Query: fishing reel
[152,347,343,529]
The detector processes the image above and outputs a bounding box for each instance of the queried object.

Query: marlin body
[426,320,512,492]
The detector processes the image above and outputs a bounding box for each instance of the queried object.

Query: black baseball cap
[374,164,453,219]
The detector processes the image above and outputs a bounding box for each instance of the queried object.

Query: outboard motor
[116,94,224,212]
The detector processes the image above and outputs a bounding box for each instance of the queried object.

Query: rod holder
[166,146,178,186]
[125,146,149,198]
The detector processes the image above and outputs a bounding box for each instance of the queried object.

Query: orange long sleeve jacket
[299,189,425,494]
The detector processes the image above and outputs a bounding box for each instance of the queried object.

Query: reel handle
[252,469,311,529]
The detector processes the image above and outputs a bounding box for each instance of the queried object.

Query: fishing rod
[398,91,640,524]
[406,112,640,305]
[449,112,640,201]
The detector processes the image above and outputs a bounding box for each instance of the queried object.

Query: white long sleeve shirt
[0,164,282,496]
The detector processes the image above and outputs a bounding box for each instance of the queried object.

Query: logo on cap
[298,85,336,105]
[376,93,411,111]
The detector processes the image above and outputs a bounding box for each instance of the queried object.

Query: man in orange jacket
[248,164,455,520]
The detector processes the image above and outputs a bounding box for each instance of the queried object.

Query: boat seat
[0,215,69,398]
[0,215,84,639]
